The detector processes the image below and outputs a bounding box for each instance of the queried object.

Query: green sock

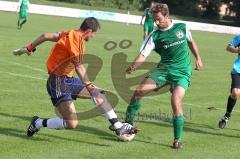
[173,115,184,142]
[17,20,20,27]
[125,100,141,125]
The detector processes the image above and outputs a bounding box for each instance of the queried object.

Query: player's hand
[13,44,36,56]
[237,47,240,53]
[126,66,135,74]
[195,59,203,70]
[85,82,97,94]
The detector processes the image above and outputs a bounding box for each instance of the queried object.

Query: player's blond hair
[151,3,169,17]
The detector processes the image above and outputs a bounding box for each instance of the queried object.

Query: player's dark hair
[151,3,169,16]
[80,17,100,32]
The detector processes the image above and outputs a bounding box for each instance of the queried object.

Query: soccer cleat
[114,123,140,136]
[27,116,40,137]
[218,116,229,129]
[172,139,183,149]
[13,47,31,56]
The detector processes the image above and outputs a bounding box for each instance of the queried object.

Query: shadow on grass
[100,135,171,148]
[137,120,240,139]
[74,125,115,138]
[0,127,49,141]
[0,112,111,146]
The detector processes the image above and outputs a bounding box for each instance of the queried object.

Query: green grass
[0,11,239,159]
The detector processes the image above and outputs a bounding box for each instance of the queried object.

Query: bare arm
[74,63,90,85]
[126,54,147,74]
[31,32,60,48]
[188,39,203,70]
[74,61,102,105]
[13,32,60,56]
[226,45,240,53]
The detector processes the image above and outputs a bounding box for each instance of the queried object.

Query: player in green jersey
[140,1,156,39]
[17,0,29,29]
[125,3,203,149]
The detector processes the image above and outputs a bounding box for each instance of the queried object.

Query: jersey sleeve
[186,25,193,41]
[140,34,155,57]
[143,8,148,16]
[229,35,240,47]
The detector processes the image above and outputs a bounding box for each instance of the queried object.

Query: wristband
[26,44,36,52]
[85,82,92,87]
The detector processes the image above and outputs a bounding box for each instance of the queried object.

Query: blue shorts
[47,74,84,106]
[231,73,240,91]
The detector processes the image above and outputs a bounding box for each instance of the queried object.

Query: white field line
[0,70,46,80]
[0,59,47,73]
[1,59,239,113]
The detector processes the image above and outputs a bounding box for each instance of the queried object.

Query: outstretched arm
[31,32,60,48]
[13,32,60,56]
[126,54,147,74]
[127,33,154,73]
[226,45,240,53]
[188,39,203,70]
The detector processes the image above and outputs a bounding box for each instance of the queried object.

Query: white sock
[104,109,117,120]
[113,122,123,129]
[47,117,66,129]
[35,118,43,129]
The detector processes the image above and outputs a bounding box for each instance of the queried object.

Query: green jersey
[19,0,29,12]
[18,0,29,18]
[140,22,193,89]
[144,8,154,23]
[140,22,192,71]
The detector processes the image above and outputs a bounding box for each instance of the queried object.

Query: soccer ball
[118,133,135,142]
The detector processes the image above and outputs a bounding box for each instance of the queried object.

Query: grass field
[0,11,240,159]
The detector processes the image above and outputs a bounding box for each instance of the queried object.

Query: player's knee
[134,89,144,98]
[231,88,240,98]
[66,120,78,129]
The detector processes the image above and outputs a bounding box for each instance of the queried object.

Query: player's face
[84,30,96,41]
[153,12,168,28]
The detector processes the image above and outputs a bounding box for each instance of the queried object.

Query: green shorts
[148,67,191,90]
[144,21,154,33]
[19,10,27,19]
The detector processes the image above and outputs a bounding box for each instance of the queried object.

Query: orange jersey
[46,30,85,77]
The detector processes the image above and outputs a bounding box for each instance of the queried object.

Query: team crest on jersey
[176,30,184,39]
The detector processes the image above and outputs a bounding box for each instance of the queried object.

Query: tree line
[49,0,240,25]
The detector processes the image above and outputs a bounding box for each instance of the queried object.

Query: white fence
[0,0,239,34]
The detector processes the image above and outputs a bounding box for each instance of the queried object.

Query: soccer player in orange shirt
[13,17,138,137]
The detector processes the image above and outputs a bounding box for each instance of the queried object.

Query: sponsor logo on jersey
[176,30,184,39]
[163,40,184,49]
